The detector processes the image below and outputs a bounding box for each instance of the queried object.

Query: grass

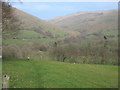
[0,60,2,89]
[16,29,69,39]
[101,30,118,37]
[3,38,57,45]
[16,30,43,38]
[3,58,118,88]
[47,28,69,37]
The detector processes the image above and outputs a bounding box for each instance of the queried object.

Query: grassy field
[3,38,57,45]
[3,58,118,88]
[16,30,43,39]
[0,60,2,89]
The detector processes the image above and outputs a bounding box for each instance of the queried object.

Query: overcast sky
[12,2,118,19]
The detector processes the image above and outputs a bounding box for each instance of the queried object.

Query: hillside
[3,58,118,88]
[4,8,70,39]
[47,9,118,39]
[2,5,118,89]
[3,8,118,65]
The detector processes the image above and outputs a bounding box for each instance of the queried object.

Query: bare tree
[1,0,21,38]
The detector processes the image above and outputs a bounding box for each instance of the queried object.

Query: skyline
[12,2,118,19]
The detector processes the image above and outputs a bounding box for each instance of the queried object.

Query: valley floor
[3,58,118,88]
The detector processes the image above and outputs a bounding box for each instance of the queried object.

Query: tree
[1,0,21,38]
[100,36,108,64]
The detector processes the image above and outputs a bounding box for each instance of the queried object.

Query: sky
[12,2,118,19]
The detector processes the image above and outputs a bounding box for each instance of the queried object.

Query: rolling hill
[47,9,118,39]
[2,5,118,88]
[4,8,70,39]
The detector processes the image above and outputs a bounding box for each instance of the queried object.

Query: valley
[2,2,119,88]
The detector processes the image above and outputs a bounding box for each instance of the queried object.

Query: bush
[3,44,23,58]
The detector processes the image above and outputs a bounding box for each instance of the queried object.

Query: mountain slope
[10,8,69,39]
[47,9,118,38]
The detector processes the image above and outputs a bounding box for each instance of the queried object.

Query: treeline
[49,39,118,65]
[3,38,118,65]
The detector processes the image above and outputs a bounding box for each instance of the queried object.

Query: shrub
[3,44,23,58]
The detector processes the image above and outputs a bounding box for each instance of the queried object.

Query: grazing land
[3,58,118,88]
[2,2,118,88]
